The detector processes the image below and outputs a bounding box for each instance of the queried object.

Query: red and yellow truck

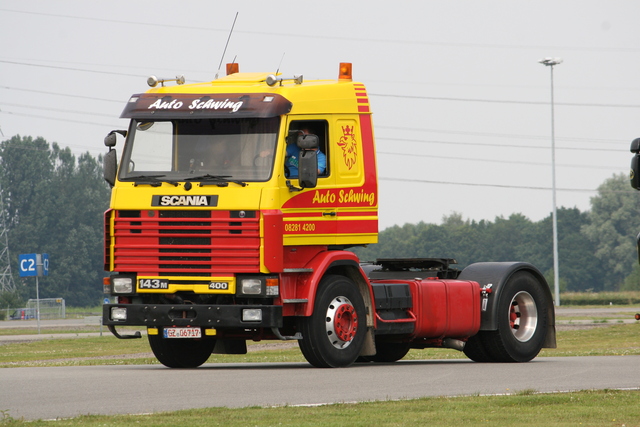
[102,63,556,368]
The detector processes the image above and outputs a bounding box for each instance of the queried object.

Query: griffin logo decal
[337,125,358,170]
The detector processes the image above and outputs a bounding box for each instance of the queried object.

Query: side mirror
[631,138,640,190]
[103,130,126,187]
[104,133,117,147]
[297,134,319,149]
[298,149,318,189]
[103,149,118,187]
[297,134,320,189]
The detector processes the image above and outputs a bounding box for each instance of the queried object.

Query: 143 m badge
[139,279,169,289]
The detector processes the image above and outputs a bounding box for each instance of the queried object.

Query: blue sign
[41,253,49,276]
[18,253,49,277]
[19,254,38,277]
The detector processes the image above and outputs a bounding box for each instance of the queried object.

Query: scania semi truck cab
[102,63,555,368]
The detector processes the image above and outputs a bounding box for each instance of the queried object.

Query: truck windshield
[119,117,280,182]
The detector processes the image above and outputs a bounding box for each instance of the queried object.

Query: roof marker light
[338,63,352,81]
[226,63,239,75]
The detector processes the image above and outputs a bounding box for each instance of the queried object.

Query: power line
[377,151,621,170]
[0,102,115,118]
[3,59,638,111]
[377,126,628,144]
[0,86,123,103]
[0,108,623,156]
[2,8,639,54]
[370,93,640,109]
[376,136,624,152]
[0,59,143,78]
[379,176,615,193]
[0,109,122,131]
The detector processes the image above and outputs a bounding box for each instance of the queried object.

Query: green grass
[0,326,102,336]
[64,306,101,317]
[0,336,157,367]
[2,389,639,426]
[560,291,640,305]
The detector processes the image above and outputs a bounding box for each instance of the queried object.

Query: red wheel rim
[333,303,358,342]
[325,296,359,349]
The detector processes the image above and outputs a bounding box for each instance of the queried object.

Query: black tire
[367,340,410,363]
[481,271,549,362]
[148,330,215,368]
[462,332,494,363]
[298,275,367,368]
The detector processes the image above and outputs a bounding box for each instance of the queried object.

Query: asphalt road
[2,309,639,420]
[2,355,640,420]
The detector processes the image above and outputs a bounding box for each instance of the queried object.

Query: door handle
[322,212,337,217]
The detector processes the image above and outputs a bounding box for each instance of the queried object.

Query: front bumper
[102,303,283,328]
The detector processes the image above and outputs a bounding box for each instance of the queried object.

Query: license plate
[163,327,202,339]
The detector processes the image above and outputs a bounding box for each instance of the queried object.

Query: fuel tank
[371,278,481,339]
[408,278,481,338]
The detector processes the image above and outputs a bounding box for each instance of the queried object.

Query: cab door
[280,117,337,246]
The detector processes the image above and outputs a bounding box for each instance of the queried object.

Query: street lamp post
[538,57,562,307]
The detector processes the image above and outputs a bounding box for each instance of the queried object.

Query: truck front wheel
[298,275,366,368]
[148,331,215,368]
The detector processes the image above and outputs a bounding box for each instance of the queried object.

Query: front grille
[109,210,260,275]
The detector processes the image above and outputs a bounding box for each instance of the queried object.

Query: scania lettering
[154,195,214,206]
[102,63,556,368]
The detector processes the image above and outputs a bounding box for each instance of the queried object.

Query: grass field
[2,389,639,426]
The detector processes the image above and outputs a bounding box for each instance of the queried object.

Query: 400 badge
[209,282,229,290]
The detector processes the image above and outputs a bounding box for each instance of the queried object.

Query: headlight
[242,309,262,322]
[111,307,127,321]
[241,279,262,295]
[112,277,133,294]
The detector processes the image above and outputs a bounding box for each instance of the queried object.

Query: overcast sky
[1,1,639,230]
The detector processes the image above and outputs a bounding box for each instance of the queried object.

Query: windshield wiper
[124,175,179,187]
[184,174,247,187]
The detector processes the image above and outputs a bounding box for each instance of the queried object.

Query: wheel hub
[509,291,538,342]
[325,296,358,349]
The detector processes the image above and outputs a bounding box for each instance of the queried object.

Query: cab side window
[285,120,329,178]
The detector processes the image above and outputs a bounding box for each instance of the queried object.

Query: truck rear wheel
[298,275,366,368]
[148,331,215,368]
[479,271,549,362]
[366,340,411,363]
[462,333,493,363]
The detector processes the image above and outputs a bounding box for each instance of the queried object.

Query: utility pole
[0,185,17,293]
[538,57,563,307]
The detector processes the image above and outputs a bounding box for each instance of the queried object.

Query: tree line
[1,135,639,307]
[0,135,109,308]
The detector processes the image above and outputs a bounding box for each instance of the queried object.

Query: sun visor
[121,93,292,119]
